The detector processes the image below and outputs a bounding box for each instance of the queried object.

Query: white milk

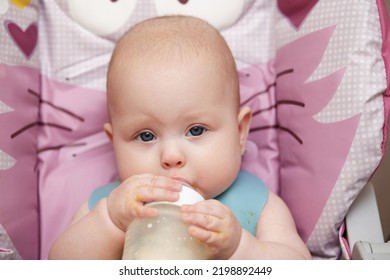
[122,185,207,260]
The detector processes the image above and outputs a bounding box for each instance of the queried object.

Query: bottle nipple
[147,183,204,207]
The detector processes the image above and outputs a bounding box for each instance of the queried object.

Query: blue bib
[89,170,268,236]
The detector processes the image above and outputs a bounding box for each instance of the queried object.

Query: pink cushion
[1,0,388,260]
[276,0,389,258]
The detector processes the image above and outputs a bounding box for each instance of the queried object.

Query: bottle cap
[147,184,204,207]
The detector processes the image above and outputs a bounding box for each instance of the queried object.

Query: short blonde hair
[107,16,239,112]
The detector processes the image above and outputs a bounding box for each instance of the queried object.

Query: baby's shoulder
[89,181,121,210]
[70,200,90,225]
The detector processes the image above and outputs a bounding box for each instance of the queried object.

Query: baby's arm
[49,174,182,259]
[230,192,311,259]
[48,198,125,259]
[182,192,311,260]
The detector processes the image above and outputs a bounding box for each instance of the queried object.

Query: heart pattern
[4,20,38,59]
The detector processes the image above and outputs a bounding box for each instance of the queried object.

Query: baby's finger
[136,184,180,204]
[181,211,225,233]
[121,174,182,203]
[149,175,183,191]
[128,202,159,219]
[123,174,182,192]
[182,200,226,219]
[187,225,218,245]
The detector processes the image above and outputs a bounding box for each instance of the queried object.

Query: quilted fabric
[0,0,388,260]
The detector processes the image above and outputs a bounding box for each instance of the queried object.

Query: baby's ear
[103,123,113,143]
[237,106,252,155]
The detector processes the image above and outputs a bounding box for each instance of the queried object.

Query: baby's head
[105,16,251,198]
[107,15,239,115]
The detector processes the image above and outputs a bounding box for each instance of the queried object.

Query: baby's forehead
[108,16,239,110]
[110,55,239,111]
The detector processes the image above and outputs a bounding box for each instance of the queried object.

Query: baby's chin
[193,184,230,200]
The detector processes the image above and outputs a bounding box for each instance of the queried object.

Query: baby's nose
[160,142,186,169]
[162,159,184,169]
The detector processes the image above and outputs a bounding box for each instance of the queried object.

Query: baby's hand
[181,200,241,260]
[107,174,182,232]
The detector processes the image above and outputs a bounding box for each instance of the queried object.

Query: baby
[49,15,311,260]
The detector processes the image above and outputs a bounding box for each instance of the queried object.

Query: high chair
[0,0,389,260]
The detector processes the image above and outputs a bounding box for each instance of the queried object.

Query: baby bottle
[122,184,208,260]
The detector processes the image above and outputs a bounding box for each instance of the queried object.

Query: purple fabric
[0,65,40,259]
[276,26,360,241]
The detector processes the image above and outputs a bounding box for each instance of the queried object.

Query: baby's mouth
[171,175,191,187]
[170,176,204,197]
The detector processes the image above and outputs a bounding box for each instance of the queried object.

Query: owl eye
[68,0,137,36]
[0,0,9,15]
[154,0,245,30]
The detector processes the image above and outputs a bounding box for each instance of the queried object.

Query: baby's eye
[136,131,156,142]
[187,126,206,137]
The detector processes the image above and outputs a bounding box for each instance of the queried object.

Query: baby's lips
[171,175,191,187]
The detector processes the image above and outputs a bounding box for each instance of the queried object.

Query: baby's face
[106,57,250,198]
